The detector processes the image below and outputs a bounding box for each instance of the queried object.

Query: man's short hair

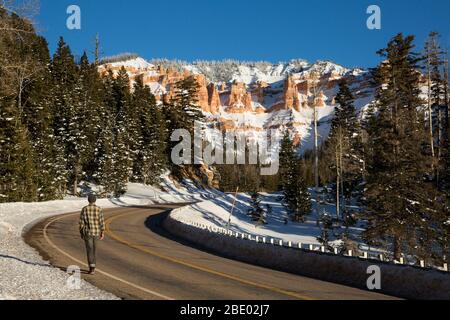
[88,194,97,204]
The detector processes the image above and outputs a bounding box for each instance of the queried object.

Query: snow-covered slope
[170,192,363,247]
[186,60,309,84]
[106,56,155,70]
[99,57,375,156]
[0,174,215,300]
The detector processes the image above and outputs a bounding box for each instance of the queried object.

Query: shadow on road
[0,254,53,268]
[143,210,241,263]
[0,253,82,274]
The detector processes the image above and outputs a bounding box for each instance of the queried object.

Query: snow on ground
[0,174,209,300]
[104,57,155,71]
[171,191,364,247]
[172,187,446,271]
[0,170,381,299]
[0,197,119,300]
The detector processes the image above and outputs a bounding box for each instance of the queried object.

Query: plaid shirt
[79,204,105,237]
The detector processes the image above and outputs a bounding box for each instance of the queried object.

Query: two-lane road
[25,205,397,300]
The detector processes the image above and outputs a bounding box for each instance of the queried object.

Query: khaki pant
[83,236,99,268]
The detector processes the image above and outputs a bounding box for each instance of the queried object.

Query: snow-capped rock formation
[99,56,375,153]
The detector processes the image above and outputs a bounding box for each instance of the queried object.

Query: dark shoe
[89,267,96,275]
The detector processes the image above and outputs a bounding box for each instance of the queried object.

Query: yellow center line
[105,210,315,300]
[42,211,174,300]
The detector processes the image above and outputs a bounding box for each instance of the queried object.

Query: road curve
[25,205,397,300]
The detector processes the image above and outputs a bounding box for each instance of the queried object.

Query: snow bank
[170,192,356,247]
[0,198,120,300]
[163,214,450,300]
[0,174,205,300]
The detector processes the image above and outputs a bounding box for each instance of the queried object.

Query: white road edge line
[42,212,174,300]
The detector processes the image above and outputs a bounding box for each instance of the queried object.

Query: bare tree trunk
[310,72,325,223]
[18,80,22,113]
[339,128,345,220]
[394,236,401,261]
[437,106,442,186]
[427,54,436,160]
[95,33,100,65]
[314,106,319,191]
[444,49,449,141]
[309,74,320,221]
[438,108,442,158]
[313,102,320,223]
[73,164,78,196]
[335,145,340,220]
[16,78,23,128]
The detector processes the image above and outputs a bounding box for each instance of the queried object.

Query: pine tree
[247,191,267,226]
[279,131,311,222]
[166,76,205,178]
[283,161,312,222]
[50,37,82,195]
[443,49,449,151]
[423,35,450,263]
[317,213,333,248]
[131,77,167,184]
[22,36,66,200]
[363,34,438,261]
[167,76,204,135]
[424,32,446,182]
[66,53,101,195]
[113,67,134,184]
[325,79,363,220]
[95,103,116,195]
[440,50,450,263]
[278,131,294,189]
[0,9,174,202]
[0,10,59,202]
[0,97,36,202]
[78,51,108,180]
[96,69,132,196]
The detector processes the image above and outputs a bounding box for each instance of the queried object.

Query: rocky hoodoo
[166,68,184,82]
[98,57,371,155]
[283,75,301,111]
[207,83,221,114]
[98,57,352,115]
[244,93,253,110]
[255,106,266,114]
[292,132,302,146]
[331,96,336,105]
[192,74,210,113]
[226,81,253,113]
[218,118,236,131]
[297,79,311,96]
[252,81,268,104]
[158,68,185,88]
[314,91,327,107]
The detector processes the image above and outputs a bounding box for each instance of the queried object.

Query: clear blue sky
[37,0,450,68]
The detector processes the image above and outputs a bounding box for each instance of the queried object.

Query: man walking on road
[79,194,105,275]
